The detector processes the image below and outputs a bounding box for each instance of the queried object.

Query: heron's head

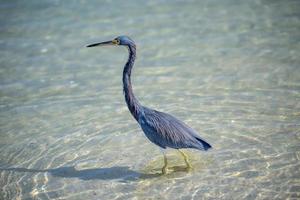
[87,35,135,48]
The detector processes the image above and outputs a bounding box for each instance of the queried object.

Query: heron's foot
[162,165,169,174]
[186,163,193,171]
[185,159,193,170]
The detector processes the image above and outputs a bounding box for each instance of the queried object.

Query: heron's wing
[140,108,211,150]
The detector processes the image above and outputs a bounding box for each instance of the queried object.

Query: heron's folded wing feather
[141,108,211,150]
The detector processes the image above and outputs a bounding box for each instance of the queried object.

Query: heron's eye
[112,39,119,45]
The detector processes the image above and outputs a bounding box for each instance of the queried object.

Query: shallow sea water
[1,0,300,199]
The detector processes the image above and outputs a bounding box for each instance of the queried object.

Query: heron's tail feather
[196,138,212,151]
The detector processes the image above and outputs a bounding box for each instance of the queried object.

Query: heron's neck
[123,44,141,121]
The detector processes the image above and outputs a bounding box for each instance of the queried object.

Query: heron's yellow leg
[178,149,192,169]
[162,153,168,174]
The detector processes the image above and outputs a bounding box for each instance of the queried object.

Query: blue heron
[87,36,212,174]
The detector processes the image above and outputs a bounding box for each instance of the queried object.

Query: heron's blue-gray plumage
[122,42,141,121]
[138,107,211,150]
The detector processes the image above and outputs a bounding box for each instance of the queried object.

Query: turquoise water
[1,0,300,199]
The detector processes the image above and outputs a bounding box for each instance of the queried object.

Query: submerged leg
[178,149,192,169]
[160,148,168,174]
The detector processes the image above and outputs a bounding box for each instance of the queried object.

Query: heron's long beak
[86,40,113,47]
